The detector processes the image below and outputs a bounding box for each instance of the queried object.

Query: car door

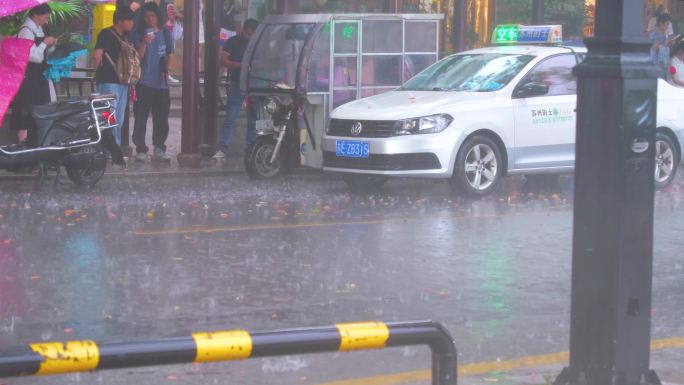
[512,54,578,170]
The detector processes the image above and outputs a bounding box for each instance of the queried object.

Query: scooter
[2,94,124,187]
[244,90,315,179]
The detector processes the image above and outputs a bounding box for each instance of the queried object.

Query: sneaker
[134,152,146,163]
[168,75,180,84]
[212,150,227,160]
[153,147,172,162]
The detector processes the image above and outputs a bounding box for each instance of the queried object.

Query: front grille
[328,119,396,138]
[323,152,441,171]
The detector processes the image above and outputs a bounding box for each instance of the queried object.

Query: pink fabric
[0,38,33,128]
[0,0,48,19]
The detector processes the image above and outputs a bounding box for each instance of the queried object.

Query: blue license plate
[336,140,370,158]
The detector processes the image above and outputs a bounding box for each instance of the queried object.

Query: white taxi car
[322,26,684,195]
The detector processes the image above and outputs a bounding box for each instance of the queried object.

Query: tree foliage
[494,0,589,39]
[0,0,87,37]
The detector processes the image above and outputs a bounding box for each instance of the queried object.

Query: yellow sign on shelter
[92,3,116,44]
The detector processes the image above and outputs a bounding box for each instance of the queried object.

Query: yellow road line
[316,337,684,385]
[134,218,411,236]
[133,211,526,236]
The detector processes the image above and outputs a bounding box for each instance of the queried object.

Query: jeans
[132,84,171,154]
[218,85,257,153]
[95,83,129,145]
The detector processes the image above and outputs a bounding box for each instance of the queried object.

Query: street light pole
[556,0,661,384]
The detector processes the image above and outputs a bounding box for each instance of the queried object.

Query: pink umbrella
[0,39,33,128]
[0,0,48,19]
[0,0,47,127]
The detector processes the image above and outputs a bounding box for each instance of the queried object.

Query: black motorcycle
[2,94,124,187]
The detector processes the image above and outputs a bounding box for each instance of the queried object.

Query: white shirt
[669,56,684,86]
[17,18,54,64]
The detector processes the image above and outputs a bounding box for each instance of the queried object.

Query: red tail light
[101,111,116,125]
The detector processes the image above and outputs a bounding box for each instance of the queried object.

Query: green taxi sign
[492,24,563,44]
[494,25,519,44]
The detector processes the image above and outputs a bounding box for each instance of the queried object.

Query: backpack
[104,28,141,85]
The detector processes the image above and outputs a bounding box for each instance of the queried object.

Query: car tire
[655,132,679,190]
[451,135,503,197]
[342,174,388,193]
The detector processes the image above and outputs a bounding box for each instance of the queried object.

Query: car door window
[516,54,578,97]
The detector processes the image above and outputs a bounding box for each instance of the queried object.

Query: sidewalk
[0,89,274,179]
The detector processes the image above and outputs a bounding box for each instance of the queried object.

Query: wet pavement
[1,172,684,385]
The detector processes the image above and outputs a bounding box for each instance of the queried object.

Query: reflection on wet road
[1,173,683,384]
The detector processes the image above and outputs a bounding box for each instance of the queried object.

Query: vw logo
[350,122,363,136]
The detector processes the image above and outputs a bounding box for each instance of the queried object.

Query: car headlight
[264,97,279,114]
[393,114,453,135]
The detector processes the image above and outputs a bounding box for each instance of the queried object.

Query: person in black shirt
[212,18,259,160]
[92,7,136,145]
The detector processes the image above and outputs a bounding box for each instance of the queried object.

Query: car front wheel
[451,136,502,197]
[655,132,679,190]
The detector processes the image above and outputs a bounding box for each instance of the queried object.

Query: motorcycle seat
[31,98,91,121]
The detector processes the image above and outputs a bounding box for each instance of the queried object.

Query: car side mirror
[514,82,550,98]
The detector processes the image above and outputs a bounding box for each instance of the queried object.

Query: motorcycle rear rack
[0,96,117,156]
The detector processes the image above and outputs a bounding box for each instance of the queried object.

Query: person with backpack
[93,7,137,145]
[10,4,57,146]
[130,2,175,163]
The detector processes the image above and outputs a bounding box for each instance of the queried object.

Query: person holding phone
[10,4,57,146]
[131,2,175,163]
[651,13,675,79]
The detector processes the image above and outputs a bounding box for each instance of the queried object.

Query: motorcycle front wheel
[65,144,108,187]
[245,136,284,180]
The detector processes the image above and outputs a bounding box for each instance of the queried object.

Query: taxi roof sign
[492,25,563,44]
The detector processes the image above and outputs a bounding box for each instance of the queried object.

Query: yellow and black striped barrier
[0,320,458,385]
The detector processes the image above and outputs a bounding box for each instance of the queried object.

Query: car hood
[331,90,497,120]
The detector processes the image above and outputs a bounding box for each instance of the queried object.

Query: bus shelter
[240,13,443,170]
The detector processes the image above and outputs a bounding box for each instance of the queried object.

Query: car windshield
[400,53,534,92]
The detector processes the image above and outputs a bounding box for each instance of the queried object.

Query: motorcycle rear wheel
[65,145,107,187]
[245,136,284,179]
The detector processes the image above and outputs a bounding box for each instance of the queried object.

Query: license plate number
[336,140,370,158]
[256,119,274,131]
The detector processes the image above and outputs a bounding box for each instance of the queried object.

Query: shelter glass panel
[333,90,356,108]
[362,55,402,86]
[405,22,437,52]
[362,20,402,53]
[334,22,359,54]
[307,23,331,92]
[404,54,437,81]
[333,57,358,88]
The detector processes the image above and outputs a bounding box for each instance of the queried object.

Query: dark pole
[201,0,220,157]
[555,0,661,384]
[532,0,544,24]
[453,0,467,51]
[178,0,202,167]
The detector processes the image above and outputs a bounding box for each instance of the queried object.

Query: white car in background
[322,30,684,196]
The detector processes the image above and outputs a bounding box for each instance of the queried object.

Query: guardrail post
[0,320,458,384]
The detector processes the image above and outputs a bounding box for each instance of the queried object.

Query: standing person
[93,7,136,145]
[131,2,175,163]
[212,19,259,160]
[650,13,676,79]
[164,0,181,83]
[645,5,674,37]
[10,4,57,146]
